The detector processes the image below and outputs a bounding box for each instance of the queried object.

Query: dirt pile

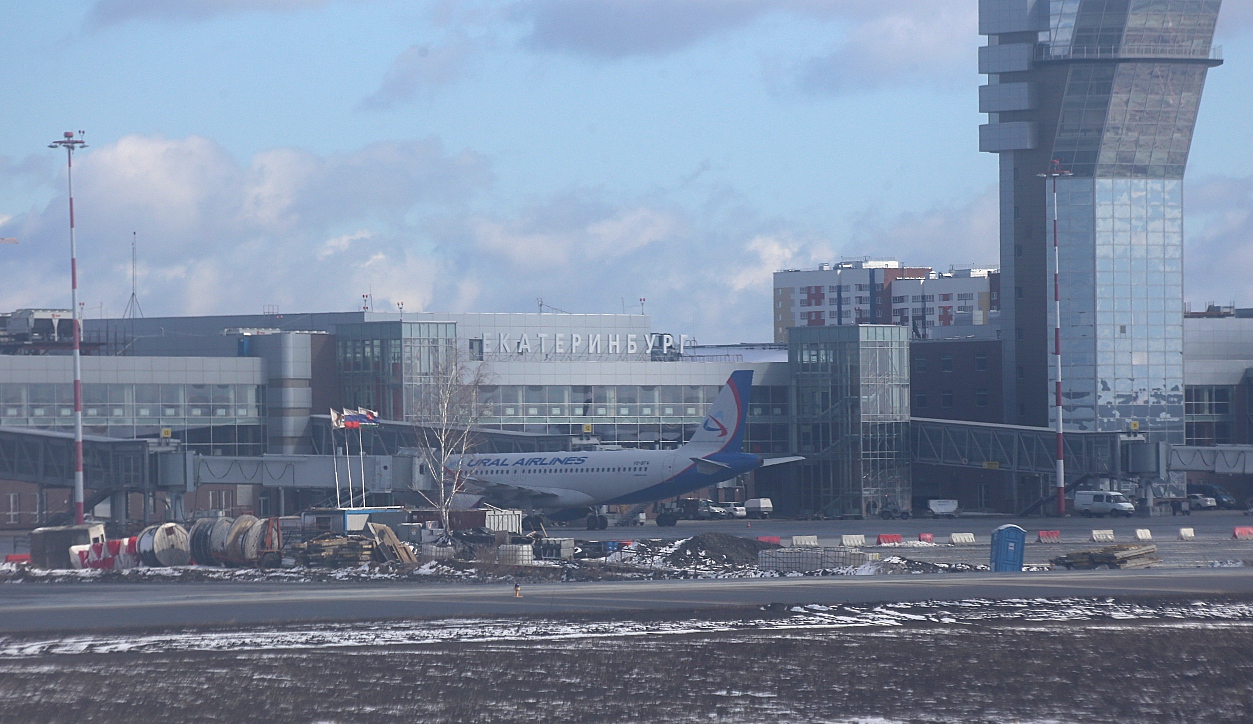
[665,532,780,568]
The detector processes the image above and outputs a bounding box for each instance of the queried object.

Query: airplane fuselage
[453,448,762,510]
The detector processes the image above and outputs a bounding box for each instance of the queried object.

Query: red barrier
[877,533,903,545]
[4,554,30,564]
[756,536,782,545]
[918,533,934,543]
[1234,527,1253,541]
[1037,530,1062,543]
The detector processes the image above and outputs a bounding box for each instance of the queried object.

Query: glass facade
[790,325,910,517]
[983,0,1219,431]
[1050,178,1185,440]
[0,382,265,455]
[336,321,458,421]
[471,383,792,451]
[1184,384,1234,445]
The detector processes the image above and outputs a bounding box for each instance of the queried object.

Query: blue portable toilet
[990,524,1027,572]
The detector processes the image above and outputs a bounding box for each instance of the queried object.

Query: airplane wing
[462,476,564,509]
[759,456,805,467]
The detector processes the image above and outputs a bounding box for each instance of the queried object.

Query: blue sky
[2,0,1252,342]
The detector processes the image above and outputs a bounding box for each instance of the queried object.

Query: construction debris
[1051,544,1161,570]
[367,523,418,564]
[292,534,376,568]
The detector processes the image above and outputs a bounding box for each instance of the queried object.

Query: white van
[1073,490,1135,518]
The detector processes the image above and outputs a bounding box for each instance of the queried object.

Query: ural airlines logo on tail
[703,414,728,438]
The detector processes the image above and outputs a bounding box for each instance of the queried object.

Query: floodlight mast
[49,131,88,525]
[1039,160,1072,517]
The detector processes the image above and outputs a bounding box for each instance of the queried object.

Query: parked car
[1073,490,1136,518]
[1188,493,1218,511]
[1188,483,1239,510]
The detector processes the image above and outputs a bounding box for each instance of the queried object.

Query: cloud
[0,134,491,316]
[844,188,1000,270]
[519,0,771,58]
[1186,175,1253,308]
[0,131,1005,343]
[360,34,490,110]
[798,2,979,94]
[87,0,341,25]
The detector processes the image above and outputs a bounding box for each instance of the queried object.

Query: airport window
[941,390,954,408]
[468,338,484,361]
[941,355,953,372]
[914,356,927,372]
[940,294,952,301]
[975,389,989,407]
[975,354,988,371]
[915,392,928,409]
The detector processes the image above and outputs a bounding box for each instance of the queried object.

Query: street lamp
[49,131,88,526]
[1039,159,1072,517]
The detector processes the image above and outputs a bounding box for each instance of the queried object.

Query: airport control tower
[979,0,1222,444]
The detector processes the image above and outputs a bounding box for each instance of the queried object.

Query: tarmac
[4,567,1253,633]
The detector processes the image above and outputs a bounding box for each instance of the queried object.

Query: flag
[331,409,344,429]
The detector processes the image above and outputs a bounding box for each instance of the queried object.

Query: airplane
[447,370,803,529]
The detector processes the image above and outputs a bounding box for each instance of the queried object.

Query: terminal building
[0,308,911,525]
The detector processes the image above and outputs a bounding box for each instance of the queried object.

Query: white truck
[745,498,773,519]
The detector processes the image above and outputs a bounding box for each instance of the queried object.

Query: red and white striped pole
[1042,160,1072,516]
[50,131,87,525]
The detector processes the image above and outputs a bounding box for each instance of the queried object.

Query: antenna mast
[123,231,143,319]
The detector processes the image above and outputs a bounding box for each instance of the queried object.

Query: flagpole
[358,424,367,508]
[341,418,354,508]
[331,424,342,508]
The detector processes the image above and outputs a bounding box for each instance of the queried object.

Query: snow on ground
[4,597,1253,659]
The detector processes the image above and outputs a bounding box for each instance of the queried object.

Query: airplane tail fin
[682,370,752,454]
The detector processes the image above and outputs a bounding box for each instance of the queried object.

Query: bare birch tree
[409,341,491,536]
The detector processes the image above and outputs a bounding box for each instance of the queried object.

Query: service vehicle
[745,498,773,519]
[1073,490,1136,518]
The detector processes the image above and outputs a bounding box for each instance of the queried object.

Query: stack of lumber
[368,523,418,564]
[1051,543,1160,570]
[292,534,375,567]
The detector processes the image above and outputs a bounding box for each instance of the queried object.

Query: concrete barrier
[791,535,819,547]
[949,533,976,545]
[756,536,782,545]
[919,533,934,543]
[876,533,903,545]
[841,534,866,548]
[1234,526,1253,541]
[1179,528,1196,541]
[1134,529,1153,542]
[1091,529,1116,543]
[1037,530,1061,543]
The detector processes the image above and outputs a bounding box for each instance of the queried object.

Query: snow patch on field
[4,597,1253,659]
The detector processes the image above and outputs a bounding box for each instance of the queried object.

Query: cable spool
[241,518,267,564]
[224,515,258,565]
[136,525,161,567]
[188,518,216,565]
[208,516,234,565]
[151,522,191,567]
